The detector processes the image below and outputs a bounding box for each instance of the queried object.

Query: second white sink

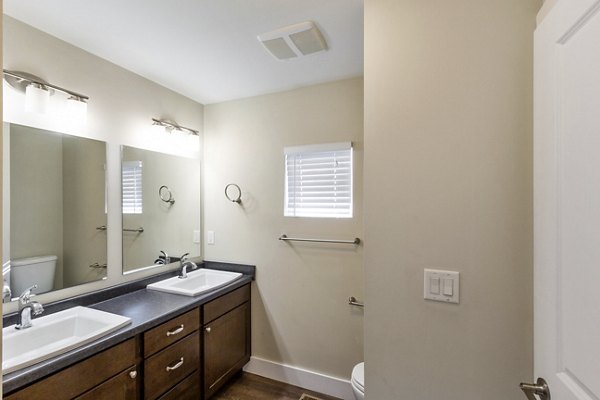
[147,268,243,297]
[2,306,131,375]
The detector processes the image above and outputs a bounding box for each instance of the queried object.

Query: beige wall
[203,78,364,379]
[62,136,107,287]
[364,0,539,399]
[9,125,64,290]
[3,16,203,314]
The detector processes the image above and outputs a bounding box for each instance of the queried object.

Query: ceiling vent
[258,21,328,61]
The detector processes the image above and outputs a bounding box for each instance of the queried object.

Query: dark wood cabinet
[4,283,251,400]
[5,338,138,400]
[157,372,201,400]
[75,368,138,400]
[142,308,200,399]
[202,285,251,399]
[144,331,200,400]
[144,309,200,358]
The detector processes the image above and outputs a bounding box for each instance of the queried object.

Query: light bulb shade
[25,84,50,114]
[66,97,87,124]
[151,122,168,136]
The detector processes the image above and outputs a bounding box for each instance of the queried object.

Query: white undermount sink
[147,268,243,297]
[2,306,131,375]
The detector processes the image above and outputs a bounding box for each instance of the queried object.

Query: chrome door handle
[166,357,184,372]
[520,378,550,400]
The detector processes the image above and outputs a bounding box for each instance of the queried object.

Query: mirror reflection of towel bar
[279,234,360,245]
[123,227,144,233]
[349,296,364,307]
[96,226,144,233]
[89,263,107,269]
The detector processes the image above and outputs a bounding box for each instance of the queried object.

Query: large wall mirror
[121,146,201,273]
[2,123,107,303]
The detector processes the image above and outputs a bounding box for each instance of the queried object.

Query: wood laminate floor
[212,372,342,400]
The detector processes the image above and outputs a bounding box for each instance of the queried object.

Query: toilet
[351,362,365,400]
[10,255,57,296]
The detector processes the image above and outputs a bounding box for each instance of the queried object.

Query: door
[533,0,600,399]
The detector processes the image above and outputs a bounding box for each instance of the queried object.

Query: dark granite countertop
[2,261,255,394]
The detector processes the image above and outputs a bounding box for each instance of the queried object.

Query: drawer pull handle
[205,326,211,333]
[166,324,185,336]
[166,357,184,372]
[129,370,137,379]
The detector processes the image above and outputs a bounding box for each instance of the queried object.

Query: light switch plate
[207,230,215,245]
[424,269,460,304]
[193,230,201,244]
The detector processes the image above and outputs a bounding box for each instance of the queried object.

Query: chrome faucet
[155,250,171,265]
[178,253,198,279]
[16,285,44,330]
[160,250,170,264]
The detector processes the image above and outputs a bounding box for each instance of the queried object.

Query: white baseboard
[243,356,355,400]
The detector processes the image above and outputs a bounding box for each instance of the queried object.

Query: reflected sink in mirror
[147,268,242,297]
[2,306,131,375]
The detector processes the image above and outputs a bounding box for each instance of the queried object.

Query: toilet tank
[10,255,57,296]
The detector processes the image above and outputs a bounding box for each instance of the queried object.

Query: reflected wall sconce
[3,69,88,121]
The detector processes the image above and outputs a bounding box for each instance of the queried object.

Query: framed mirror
[121,145,201,273]
[2,123,108,302]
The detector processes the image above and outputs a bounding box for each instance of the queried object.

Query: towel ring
[225,183,242,204]
[159,185,175,204]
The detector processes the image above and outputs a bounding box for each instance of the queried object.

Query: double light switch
[424,269,459,304]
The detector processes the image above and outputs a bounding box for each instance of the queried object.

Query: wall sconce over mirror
[3,69,89,124]
[151,118,200,150]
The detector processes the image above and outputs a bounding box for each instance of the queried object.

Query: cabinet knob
[129,370,137,379]
[205,326,211,333]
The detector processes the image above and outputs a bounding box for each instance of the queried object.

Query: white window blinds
[122,160,143,214]
[284,142,353,218]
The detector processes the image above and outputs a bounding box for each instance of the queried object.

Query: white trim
[243,356,356,400]
[284,141,352,155]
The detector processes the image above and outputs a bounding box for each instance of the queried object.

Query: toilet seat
[351,362,364,393]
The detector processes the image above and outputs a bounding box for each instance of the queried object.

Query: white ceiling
[4,0,364,104]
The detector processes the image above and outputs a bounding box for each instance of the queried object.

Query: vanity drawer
[157,372,200,400]
[144,331,200,400]
[203,284,250,324]
[144,308,200,357]
[5,338,136,400]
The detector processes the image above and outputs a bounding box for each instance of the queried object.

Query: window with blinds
[122,160,143,214]
[284,142,353,218]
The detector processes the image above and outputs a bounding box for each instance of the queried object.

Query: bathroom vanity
[2,262,254,400]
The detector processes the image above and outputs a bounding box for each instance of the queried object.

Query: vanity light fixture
[151,118,199,136]
[3,69,88,119]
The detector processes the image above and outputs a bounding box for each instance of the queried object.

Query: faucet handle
[180,253,190,263]
[160,250,170,264]
[19,285,38,303]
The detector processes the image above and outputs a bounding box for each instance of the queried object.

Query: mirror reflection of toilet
[351,362,364,399]
[10,255,57,296]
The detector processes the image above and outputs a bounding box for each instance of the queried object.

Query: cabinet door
[75,367,138,400]
[203,302,250,399]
